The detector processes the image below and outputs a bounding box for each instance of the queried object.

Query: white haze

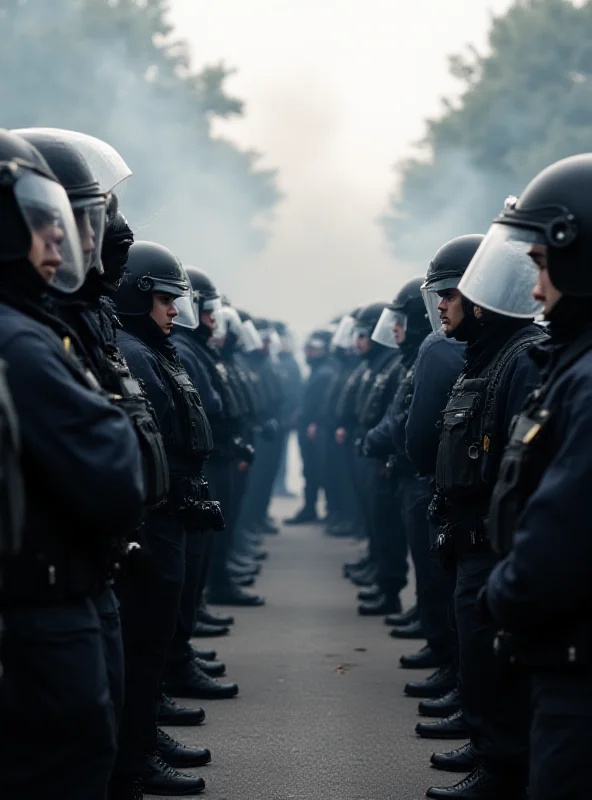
[167,0,514,334]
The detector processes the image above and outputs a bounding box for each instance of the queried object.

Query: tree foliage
[381,0,592,262]
[0,0,281,278]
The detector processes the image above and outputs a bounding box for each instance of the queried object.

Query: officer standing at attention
[463,155,592,800]
[0,129,145,800]
[112,241,220,799]
[423,224,546,799]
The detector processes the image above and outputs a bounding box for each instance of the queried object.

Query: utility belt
[433,513,490,567]
[494,620,592,669]
[159,474,225,531]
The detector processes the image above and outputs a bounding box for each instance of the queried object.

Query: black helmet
[0,129,85,292]
[372,277,430,349]
[115,241,196,327]
[184,265,221,313]
[422,235,484,330]
[389,277,425,316]
[356,302,389,332]
[460,154,592,315]
[15,129,107,274]
[305,329,332,358]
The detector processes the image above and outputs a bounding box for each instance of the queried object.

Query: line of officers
[0,128,303,800]
[294,155,592,800]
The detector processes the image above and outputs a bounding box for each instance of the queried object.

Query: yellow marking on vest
[63,336,71,354]
[483,434,491,452]
[522,423,541,444]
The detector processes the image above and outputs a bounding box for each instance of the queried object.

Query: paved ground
[155,499,459,800]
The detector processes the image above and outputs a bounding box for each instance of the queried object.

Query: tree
[381,0,592,262]
[0,0,282,281]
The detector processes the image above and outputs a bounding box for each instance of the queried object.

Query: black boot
[156,728,212,768]
[191,653,226,677]
[358,594,402,616]
[283,507,318,525]
[389,619,425,639]
[164,661,239,700]
[430,743,480,773]
[384,604,418,627]
[426,765,527,799]
[404,665,456,698]
[416,710,469,739]
[207,583,265,607]
[400,645,447,669]
[192,620,230,637]
[157,694,205,727]
[418,688,461,718]
[357,585,382,601]
[191,648,217,662]
[195,604,235,627]
[140,753,205,796]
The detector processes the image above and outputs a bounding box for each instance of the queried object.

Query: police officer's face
[151,292,179,335]
[200,310,216,332]
[392,314,407,345]
[530,244,562,316]
[74,208,96,268]
[28,223,64,283]
[437,289,464,334]
[355,333,372,355]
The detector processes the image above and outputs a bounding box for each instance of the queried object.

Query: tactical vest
[82,305,169,508]
[335,360,365,425]
[232,355,260,422]
[359,353,401,430]
[435,328,544,499]
[0,360,24,560]
[153,351,214,464]
[489,330,592,557]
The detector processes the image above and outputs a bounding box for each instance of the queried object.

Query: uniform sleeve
[406,337,464,475]
[175,339,223,416]
[6,332,144,531]
[303,364,336,426]
[364,402,396,457]
[487,372,592,632]
[499,350,541,443]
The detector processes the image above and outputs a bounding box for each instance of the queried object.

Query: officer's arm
[406,338,460,475]
[7,332,144,530]
[365,403,395,457]
[487,377,592,631]
[175,340,223,416]
[122,343,175,431]
[500,353,540,442]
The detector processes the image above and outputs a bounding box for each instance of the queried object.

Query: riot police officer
[173,269,264,608]
[287,329,336,524]
[273,320,303,499]
[461,156,592,800]
[113,241,222,798]
[423,228,545,799]
[0,129,145,799]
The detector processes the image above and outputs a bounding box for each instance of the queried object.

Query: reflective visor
[421,289,443,332]
[202,296,222,313]
[212,305,242,344]
[458,224,543,318]
[72,196,106,274]
[371,308,400,348]
[14,170,85,293]
[241,319,264,352]
[172,294,198,329]
[332,315,356,349]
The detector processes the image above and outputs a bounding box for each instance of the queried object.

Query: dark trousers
[93,585,125,726]
[240,432,283,527]
[205,458,235,587]
[455,549,529,776]
[298,425,323,515]
[273,430,291,495]
[372,466,408,597]
[0,595,118,799]
[114,513,186,779]
[529,669,592,800]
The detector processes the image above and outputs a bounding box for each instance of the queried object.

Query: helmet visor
[72,196,106,275]
[241,319,264,352]
[212,305,242,344]
[371,308,400,348]
[15,171,85,293]
[421,289,443,332]
[202,295,222,313]
[15,128,132,193]
[332,315,356,349]
[172,293,198,329]
[458,224,543,318]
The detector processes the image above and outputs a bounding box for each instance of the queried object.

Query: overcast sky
[167,0,513,332]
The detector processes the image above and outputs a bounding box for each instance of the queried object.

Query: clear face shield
[172,291,199,329]
[260,329,282,360]
[371,308,402,348]
[241,319,264,352]
[11,166,85,293]
[71,196,106,274]
[421,277,460,332]
[458,224,544,318]
[212,305,243,346]
[332,315,356,350]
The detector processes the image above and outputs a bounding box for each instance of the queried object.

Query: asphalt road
[154,499,459,800]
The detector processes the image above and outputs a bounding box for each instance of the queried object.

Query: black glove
[232,436,255,465]
[190,500,226,532]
